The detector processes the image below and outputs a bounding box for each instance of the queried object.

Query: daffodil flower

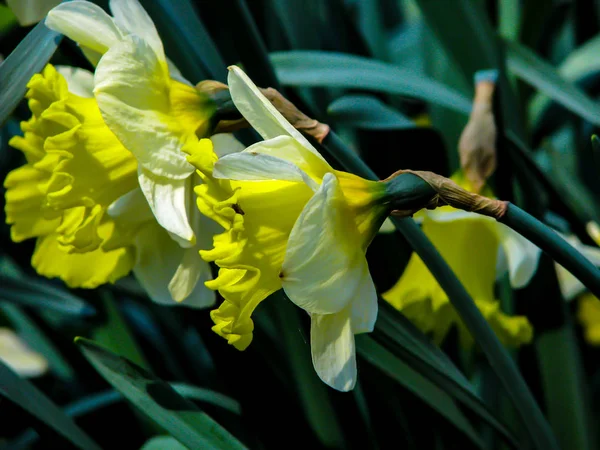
[4,63,215,306]
[383,172,541,348]
[45,0,213,248]
[5,0,223,307]
[185,66,390,391]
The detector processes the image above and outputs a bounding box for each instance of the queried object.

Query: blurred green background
[2,0,600,449]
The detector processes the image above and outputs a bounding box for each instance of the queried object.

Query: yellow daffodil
[5,0,222,307]
[383,172,541,348]
[0,328,48,377]
[184,66,390,391]
[45,0,212,247]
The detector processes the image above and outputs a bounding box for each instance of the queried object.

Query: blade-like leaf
[0,303,74,381]
[327,95,415,129]
[9,385,241,449]
[0,359,101,450]
[143,0,226,82]
[76,338,246,450]
[92,290,147,369]
[0,272,95,317]
[356,335,484,448]
[529,34,600,126]
[375,302,519,447]
[140,436,189,450]
[270,51,472,114]
[505,40,600,126]
[272,297,345,448]
[0,20,61,124]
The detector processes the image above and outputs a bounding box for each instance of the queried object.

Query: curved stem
[500,204,600,297]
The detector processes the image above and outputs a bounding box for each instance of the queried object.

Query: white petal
[282,173,364,314]
[133,222,214,307]
[46,1,125,55]
[109,0,165,62]
[138,168,195,248]
[94,35,193,179]
[210,133,246,157]
[168,247,215,307]
[555,233,600,301]
[107,187,154,224]
[7,0,61,26]
[311,309,357,392]
[497,224,541,288]
[55,65,94,97]
[168,201,216,307]
[0,328,48,377]
[227,65,326,161]
[349,262,378,334]
[242,135,331,179]
[213,150,318,191]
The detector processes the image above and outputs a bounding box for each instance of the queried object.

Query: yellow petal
[384,215,533,347]
[32,229,134,289]
[4,164,59,242]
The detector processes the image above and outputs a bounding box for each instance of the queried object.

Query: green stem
[320,132,559,450]
[500,204,600,298]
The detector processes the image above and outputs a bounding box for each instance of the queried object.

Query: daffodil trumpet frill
[5,64,136,288]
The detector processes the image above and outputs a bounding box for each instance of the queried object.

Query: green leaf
[171,384,242,416]
[327,95,415,129]
[143,0,226,82]
[271,297,345,448]
[529,34,600,126]
[0,270,95,317]
[270,51,472,114]
[0,359,101,450]
[537,324,596,450]
[0,20,61,124]
[375,303,519,447]
[140,436,189,450]
[76,338,246,450]
[92,290,147,369]
[356,335,484,448]
[10,385,241,449]
[0,303,75,381]
[505,40,600,127]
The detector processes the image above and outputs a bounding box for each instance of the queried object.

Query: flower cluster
[4,0,555,391]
